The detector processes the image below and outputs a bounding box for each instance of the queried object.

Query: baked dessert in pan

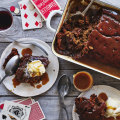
[53,0,120,78]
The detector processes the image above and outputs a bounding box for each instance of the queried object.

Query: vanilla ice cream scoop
[106,97,120,118]
[27,60,45,77]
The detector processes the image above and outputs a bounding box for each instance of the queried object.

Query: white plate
[0,38,59,97]
[72,85,120,120]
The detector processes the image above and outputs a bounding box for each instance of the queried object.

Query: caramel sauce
[98,92,108,101]
[41,73,49,85]
[106,117,114,120]
[107,106,116,110]
[79,58,120,78]
[36,84,42,89]
[116,116,120,120]
[22,48,32,56]
[12,77,20,88]
[73,71,93,90]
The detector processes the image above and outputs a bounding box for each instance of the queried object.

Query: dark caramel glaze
[21,48,32,56]
[12,77,20,88]
[73,72,93,90]
[98,92,108,102]
[42,73,49,85]
[36,84,42,89]
[55,0,120,78]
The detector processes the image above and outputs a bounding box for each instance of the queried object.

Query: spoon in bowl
[70,0,95,18]
[57,74,71,120]
[0,55,20,84]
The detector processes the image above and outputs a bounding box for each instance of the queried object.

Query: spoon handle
[0,74,8,84]
[63,106,69,120]
[59,96,69,120]
[59,104,69,120]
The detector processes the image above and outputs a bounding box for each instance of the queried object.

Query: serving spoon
[0,55,20,84]
[70,0,95,17]
[57,74,71,120]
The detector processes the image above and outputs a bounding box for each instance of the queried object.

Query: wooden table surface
[0,0,120,120]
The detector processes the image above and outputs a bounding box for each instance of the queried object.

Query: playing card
[0,111,20,120]
[12,99,25,103]
[0,98,34,110]
[0,99,24,110]
[29,102,45,120]
[19,98,34,105]
[0,103,4,110]
[30,0,61,20]
[19,0,42,30]
[0,111,11,120]
[3,101,31,120]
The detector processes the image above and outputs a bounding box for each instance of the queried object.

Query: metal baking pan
[52,0,120,79]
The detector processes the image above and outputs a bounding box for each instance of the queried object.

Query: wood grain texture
[0,0,120,120]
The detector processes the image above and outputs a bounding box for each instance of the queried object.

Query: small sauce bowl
[73,71,93,92]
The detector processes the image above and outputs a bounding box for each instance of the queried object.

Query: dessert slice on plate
[0,38,59,97]
[73,85,120,120]
[3,48,49,87]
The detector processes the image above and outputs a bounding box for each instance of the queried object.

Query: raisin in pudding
[3,48,49,87]
[55,0,120,77]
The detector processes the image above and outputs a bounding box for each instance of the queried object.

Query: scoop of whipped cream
[106,97,120,118]
[27,60,45,77]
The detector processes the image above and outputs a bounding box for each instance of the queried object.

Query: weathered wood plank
[0,96,75,120]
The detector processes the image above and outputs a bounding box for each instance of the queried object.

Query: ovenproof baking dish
[52,0,120,79]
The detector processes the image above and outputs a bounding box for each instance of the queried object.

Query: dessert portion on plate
[3,48,49,88]
[75,93,120,120]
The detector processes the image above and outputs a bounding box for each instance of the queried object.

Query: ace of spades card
[3,101,31,120]
[0,111,20,120]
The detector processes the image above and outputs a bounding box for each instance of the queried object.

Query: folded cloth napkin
[19,0,42,30]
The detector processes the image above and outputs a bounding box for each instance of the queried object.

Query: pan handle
[46,10,63,33]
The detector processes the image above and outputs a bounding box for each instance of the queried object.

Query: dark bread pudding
[55,0,120,75]
[3,48,19,68]
[75,94,120,120]
[3,48,49,87]
[75,94,106,120]
[15,54,49,85]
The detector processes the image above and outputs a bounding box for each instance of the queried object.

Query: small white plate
[72,85,120,120]
[0,38,59,97]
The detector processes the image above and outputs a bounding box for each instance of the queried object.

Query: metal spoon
[70,0,95,17]
[57,74,71,120]
[0,55,20,84]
